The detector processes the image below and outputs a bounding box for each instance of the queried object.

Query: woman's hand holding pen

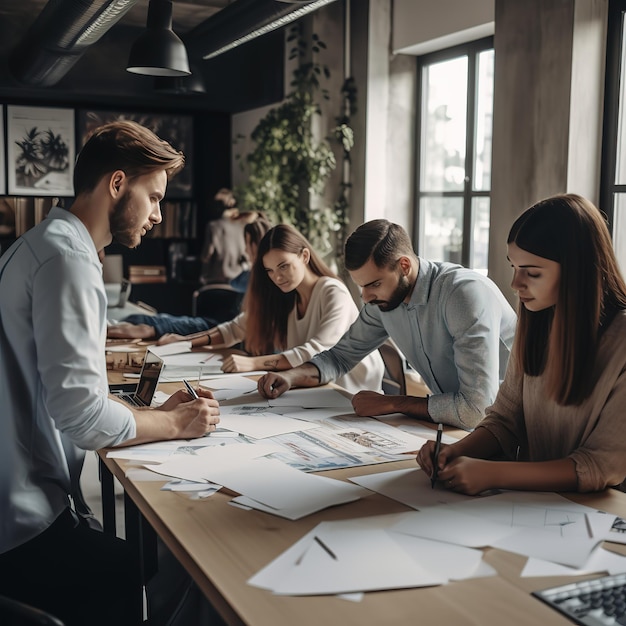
[435,457,497,495]
[417,440,498,496]
[416,440,454,483]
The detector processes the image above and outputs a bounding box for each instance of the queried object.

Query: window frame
[599,0,625,225]
[413,36,494,269]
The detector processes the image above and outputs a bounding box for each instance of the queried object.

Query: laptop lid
[135,350,165,406]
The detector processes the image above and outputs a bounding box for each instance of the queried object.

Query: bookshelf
[0,195,58,238]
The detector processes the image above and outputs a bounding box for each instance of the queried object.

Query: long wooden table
[100,377,626,626]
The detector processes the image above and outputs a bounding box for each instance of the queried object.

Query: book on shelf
[149,200,196,239]
[128,265,167,284]
[0,196,57,238]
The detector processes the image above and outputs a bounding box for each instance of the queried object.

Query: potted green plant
[235,26,355,261]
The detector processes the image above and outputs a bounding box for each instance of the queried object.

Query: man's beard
[374,272,411,312]
[110,191,141,248]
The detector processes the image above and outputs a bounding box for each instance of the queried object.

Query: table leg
[99,455,116,536]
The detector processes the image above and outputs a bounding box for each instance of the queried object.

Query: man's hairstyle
[509,193,626,405]
[73,121,185,196]
[344,219,416,271]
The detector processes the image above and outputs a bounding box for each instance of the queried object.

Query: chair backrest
[0,595,65,626]
[191,283,244,323]
[378,340,407,395]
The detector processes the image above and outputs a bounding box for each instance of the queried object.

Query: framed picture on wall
[7,105,75,196]
[78,110,193,199]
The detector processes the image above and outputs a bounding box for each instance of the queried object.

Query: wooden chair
[378,340,407,395]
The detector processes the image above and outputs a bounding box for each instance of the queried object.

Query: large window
[601,1,626,270]
[414,38,494,272]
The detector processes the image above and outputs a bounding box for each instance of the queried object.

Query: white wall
[393,0,494,55]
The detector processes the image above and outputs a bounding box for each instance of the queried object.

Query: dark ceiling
[0,0,229,36]
[0,0,292,111]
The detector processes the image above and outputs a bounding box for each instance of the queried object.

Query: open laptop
[110,350,165,407]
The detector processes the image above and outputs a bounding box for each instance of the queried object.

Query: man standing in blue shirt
[0,121,220,625]
[258,219,516,430]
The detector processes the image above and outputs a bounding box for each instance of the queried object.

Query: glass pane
[613,193,626,274]
[419,196,464,263]
[470,197,490,274]
[474,50,494,191]
[420,57,468,192]
[616,24,626,184]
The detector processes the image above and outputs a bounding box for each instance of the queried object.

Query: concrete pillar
[489,0,607,305]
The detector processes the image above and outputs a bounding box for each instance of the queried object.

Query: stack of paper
[249,512,494,595]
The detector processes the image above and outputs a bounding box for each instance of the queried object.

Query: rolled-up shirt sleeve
[33,251,135,450]
[310,304,388,383]
[427,279,509,430]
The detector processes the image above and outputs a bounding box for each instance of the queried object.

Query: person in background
[257,219,517,430]
[417,194,626,494]
[200,187,250,285]
[0,121,220,626]
[162,223,384,395]
[106,211,271,340]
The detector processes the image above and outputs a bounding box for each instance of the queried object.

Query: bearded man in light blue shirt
[258,219,516,430]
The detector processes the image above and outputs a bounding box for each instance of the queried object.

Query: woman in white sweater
[163,224,383,394]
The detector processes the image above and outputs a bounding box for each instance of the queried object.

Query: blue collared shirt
[310,258,517,429]
[0,207,135,554]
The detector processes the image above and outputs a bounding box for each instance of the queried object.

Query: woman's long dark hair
[244,224,335,355]
[509,194,626,404]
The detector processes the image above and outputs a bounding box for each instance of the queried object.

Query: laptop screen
[135,351,165,406]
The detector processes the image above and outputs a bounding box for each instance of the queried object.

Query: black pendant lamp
[127,0,190,77]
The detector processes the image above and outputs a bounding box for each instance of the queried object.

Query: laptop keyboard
[114,392,142,407]
[533,573,626,625]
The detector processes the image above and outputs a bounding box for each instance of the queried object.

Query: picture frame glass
[7,105,75,196]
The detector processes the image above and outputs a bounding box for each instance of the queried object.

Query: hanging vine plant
[235,25,354,258]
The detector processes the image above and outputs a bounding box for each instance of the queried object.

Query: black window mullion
[600,0,625,226]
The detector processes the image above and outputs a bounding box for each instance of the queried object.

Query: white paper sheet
[217,411,321,439]
[521,545,626,577]
[268,388,353,409]
[199,457,370,511]
[349,467,475,509]
[149,341,193,356]
[391,508,514,548]
[249,520,445,595]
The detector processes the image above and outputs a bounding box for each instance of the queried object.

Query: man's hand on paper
[159,387,220,438]
[257,371,292,398]
[157,332,187,345]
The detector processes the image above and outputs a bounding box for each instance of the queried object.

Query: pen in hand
[183,379,199,399]
[430,423,443,489]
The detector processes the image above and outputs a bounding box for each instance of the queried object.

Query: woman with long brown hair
[188,223,384,394]
[417,193,626,494]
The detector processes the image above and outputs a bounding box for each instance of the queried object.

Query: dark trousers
[0,508,140,626]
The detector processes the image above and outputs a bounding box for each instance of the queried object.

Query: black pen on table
[183,379,199,399]
[430,423,443,489]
